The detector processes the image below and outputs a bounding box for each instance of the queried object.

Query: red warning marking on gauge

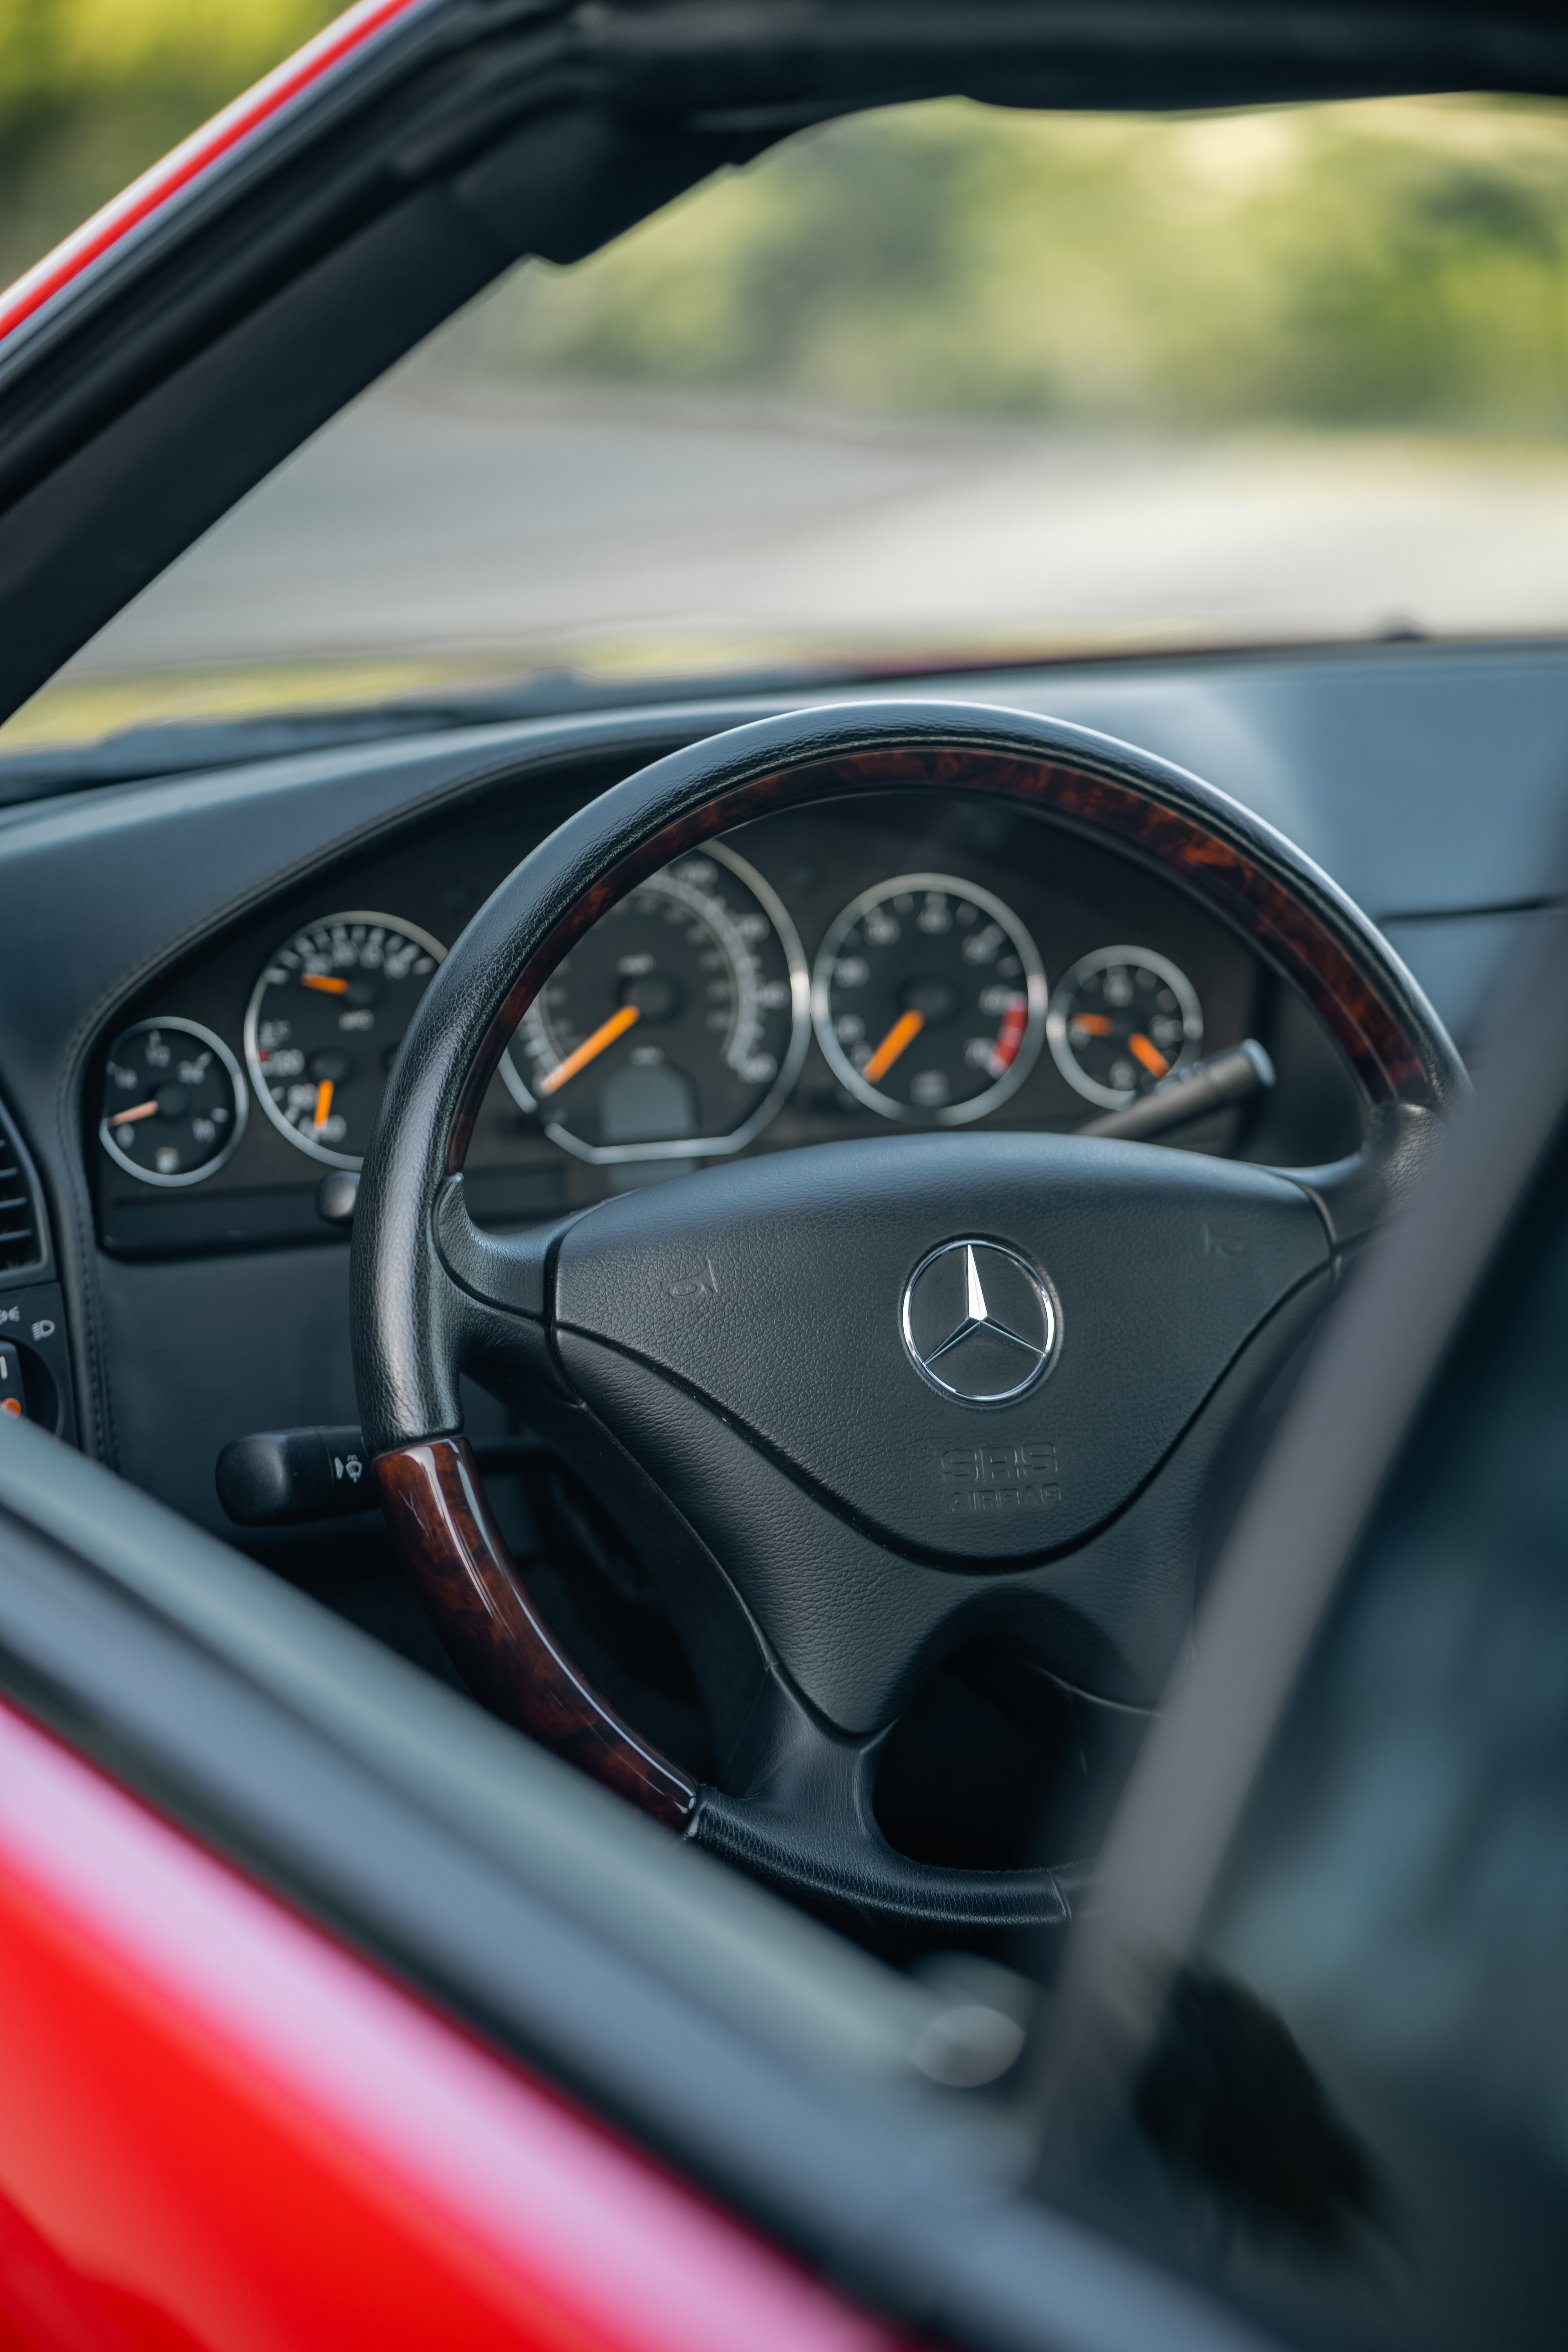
[989,996,1029,1073]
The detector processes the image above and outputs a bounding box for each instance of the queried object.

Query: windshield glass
[7,93,1568,760]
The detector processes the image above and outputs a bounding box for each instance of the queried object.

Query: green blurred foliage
[465,98,1568,432]
[0,0,338,280]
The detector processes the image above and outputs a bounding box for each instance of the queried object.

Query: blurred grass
[456,97,1568,433]
[0,653,520,751]
[0,0,339,283]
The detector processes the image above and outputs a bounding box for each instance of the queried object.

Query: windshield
[7,93,1568,762]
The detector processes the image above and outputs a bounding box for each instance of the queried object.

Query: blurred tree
[0,0,338,281]
[465,97,1568,434]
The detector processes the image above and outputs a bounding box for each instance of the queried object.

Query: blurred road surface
[69,380,1568,677]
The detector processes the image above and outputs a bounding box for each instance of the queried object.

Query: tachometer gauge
[811,874,1046,1123]
[1047,945,1203,1109]
[100,1018,247,1186]
[245,911,445,1169]
[501,844,808,1163]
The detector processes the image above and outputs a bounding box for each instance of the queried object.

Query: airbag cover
[553,1133,1326,1563]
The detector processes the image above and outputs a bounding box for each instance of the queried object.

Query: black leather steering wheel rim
[352,700,1465,1941]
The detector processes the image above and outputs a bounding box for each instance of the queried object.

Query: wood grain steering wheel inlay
[376,1437,699,1827]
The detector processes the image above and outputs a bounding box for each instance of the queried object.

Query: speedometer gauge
[246,911,445,1169]
[1047,945,1203,1108]
[501,844,808,1163]
[811,874,1046,1123]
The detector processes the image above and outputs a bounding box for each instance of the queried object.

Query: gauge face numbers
[245,912,445,1169]
[100,1019,247,1187]
[1047,946,1203,1109]
[811,875,1047,1123]
[502,846,808,1163]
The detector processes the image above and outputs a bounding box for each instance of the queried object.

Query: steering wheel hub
[539,1131,1326,1565]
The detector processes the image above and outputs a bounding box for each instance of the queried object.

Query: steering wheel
[352,703,1463,1942]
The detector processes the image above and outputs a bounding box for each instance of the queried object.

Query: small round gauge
[245,911,446,1169]
[811,874,1046,1124]
[501,844,808,1163]
[1047,946,1203,1109]
[99,1018,247,1187]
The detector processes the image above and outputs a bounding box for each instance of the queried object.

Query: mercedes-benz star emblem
[900,1239,1058,1405]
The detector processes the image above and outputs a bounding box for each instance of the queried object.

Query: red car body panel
[0,1698,898,2352]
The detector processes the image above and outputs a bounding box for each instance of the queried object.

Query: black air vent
[0,1131,38,1272]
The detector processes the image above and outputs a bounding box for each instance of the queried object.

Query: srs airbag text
[939,1441,1060,1514]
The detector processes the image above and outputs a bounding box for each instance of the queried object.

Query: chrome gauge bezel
[244,910,448,1171]
[498,841,811,1164]
[1046,943,1204,1109]
[810,872,1048,1125]
[98,1017,249,1188]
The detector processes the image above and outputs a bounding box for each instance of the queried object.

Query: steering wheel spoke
[693,1663,1075,1937]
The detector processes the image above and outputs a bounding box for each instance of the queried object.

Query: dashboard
[0,640,1564,1549]
[87,777,1351,1262]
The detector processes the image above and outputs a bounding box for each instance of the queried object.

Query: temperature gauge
[100,1018,247,1186]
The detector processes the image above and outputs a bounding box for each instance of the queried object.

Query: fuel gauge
[100,1018,247,1185]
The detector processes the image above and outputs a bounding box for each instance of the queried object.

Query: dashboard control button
[316,1170,359,1227]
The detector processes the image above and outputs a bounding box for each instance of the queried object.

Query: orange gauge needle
[1128,1031,1171,1080]
[1071,1013,1113,1037]
[110,1098,161,1126]
[538,1003,641,1098]
[312,1078,335,1130]
[301,972,349,996]
[863,1007,926,1084]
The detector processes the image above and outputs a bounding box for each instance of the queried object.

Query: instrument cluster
[91,780,1269,1250]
